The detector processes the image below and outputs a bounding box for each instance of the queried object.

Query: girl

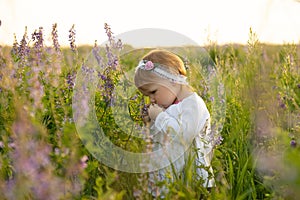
[134,49,215,197]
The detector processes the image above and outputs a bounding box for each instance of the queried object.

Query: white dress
[148,92,215,196]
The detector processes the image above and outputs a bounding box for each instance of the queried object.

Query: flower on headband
[144,60,154,70]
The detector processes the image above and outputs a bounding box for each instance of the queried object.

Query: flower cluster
[51,23,61,53]
[69,24,76,52]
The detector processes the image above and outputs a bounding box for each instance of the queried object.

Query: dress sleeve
[154,94,210,142]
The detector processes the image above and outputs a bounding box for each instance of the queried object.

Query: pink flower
[144,60,154,70]
[80,155,88,169]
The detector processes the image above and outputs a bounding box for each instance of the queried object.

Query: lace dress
[148,92,215,197]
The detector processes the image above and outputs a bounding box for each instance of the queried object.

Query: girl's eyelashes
[150,90,157,94]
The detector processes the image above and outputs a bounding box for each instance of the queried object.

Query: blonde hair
[134,49,187,88]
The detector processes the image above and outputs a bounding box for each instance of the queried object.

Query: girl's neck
[177,85,193,101]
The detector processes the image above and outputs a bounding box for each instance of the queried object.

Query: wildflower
[69,24,76,52]
[17,27,30,66]
[297,83,300,89]
[31,27,44,63]
[8,142,16,149]
[54,148,60,155]
[32,27,44,50]
[92,40,103,67]
[214,135,224,146]
[51,23,60,52]
[133,189,142,199]
[277,94,286,109]
[279,103,286,109]
[11,34,19,60]
[98,73,107,81]
[66,72,76,89]
[105,44,118,69]
[104,23,123,50]
[290,139,297,148]
[141,104,148,116]
[104,23,113,45]
[116,39,123,50]
[130,94,138,101]
[103,23,122,69]
[80,155,88,169]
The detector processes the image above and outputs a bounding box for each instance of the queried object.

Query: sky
[0,0,300,47]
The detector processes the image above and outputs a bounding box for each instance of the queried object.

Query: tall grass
[0,24,299,199]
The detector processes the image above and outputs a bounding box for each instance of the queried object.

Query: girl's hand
[148,104,164,120]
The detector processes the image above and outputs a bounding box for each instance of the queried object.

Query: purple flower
[130,94,138,100]
[92,41,103,67]
[297,84,300,89]
[68,24,76,52]
[51,23,60,52]
[290,139,297,148]
[31,27,44,61]
[144,61,154,70]
[280,103,286,109]
[66,72,76,89]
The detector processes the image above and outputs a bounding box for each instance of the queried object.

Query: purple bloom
[16,27,30,66]
[51,23,60,52]
[280,103,286,109]
[215,135,223,146]
[66,72,76,89]
[31,27,44,63]
[99,74,107,81]
[290,139,297,148]
[103,23,123,69]
[297,84,300,89]
[93,41,103,67]
[130,94,138,100]
[68,24,76,52]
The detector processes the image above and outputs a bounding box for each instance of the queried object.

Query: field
[0,24,299,199]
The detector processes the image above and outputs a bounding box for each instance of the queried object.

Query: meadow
[0,23,299,200]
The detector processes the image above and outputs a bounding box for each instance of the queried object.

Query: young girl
[134,49,215,197]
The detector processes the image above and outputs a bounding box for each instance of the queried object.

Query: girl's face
[138,82,180,109]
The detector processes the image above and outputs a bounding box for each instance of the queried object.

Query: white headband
[136,60,188,85]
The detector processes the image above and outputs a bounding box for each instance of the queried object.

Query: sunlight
[0,0,300,46]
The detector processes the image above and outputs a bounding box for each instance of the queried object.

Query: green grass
[0,27,299,199]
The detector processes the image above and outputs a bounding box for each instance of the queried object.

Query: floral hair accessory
[144,60,155,70]
[136,60,188,85]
